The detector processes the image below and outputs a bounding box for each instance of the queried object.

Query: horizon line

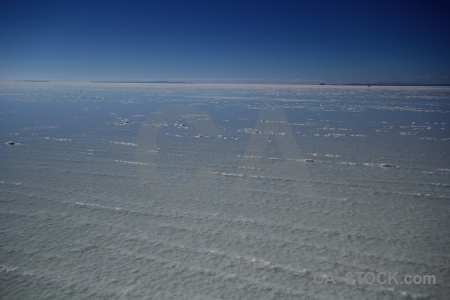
[2,79,450,87]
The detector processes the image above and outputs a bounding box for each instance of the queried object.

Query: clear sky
[1,0,449,84]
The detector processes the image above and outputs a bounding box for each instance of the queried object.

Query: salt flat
[1,82,449,299]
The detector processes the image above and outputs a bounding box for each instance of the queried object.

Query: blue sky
[1,0,449,83]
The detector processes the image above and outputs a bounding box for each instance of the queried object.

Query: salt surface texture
[1,82,449,299]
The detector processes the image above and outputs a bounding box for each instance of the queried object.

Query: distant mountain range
[15,80,50,82]
[11,80,450,86]
[90,80,192,84]
[326,82,450,87]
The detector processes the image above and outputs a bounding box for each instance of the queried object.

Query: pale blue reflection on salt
[0,83,449,299]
